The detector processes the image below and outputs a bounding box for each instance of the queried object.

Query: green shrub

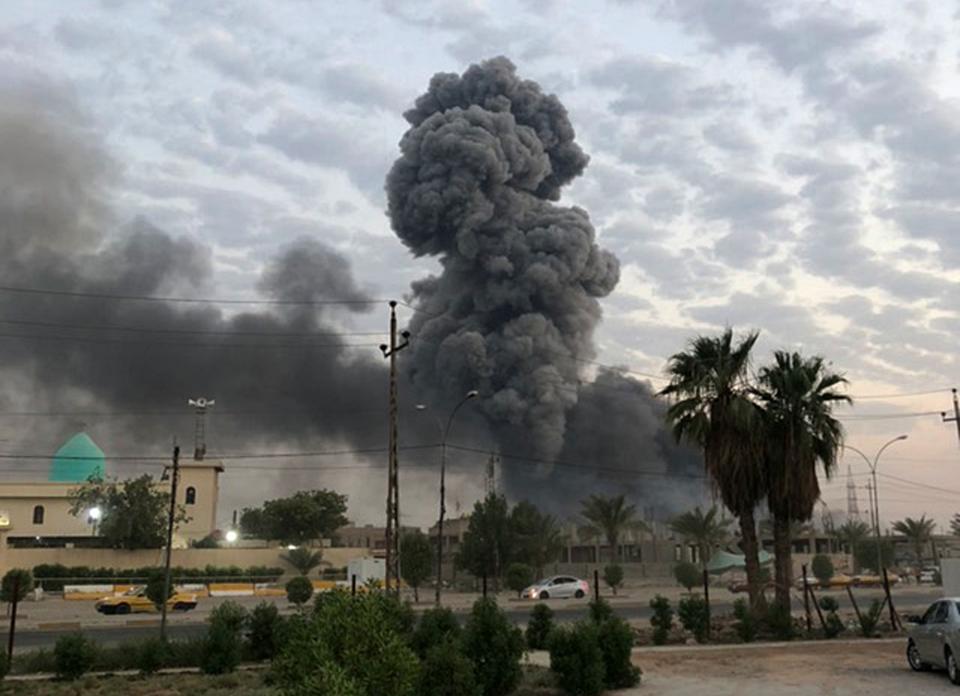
[412,607,461,658]
[588,598,613,624]
[361,590,416,638]
[673,561,701,592]
[732,599,757,643]
[526,603,554,650]
[201,601,248,674]
[596,616,640,689]
[246,601,283,661]
[145,570,172,609]
[273,589,419,696]
[54,633,97,680]
[1,568,33,603]
[0,649,8,680]
[649,595,673,645]
[506,563,534,597]
[285,576,313,607]
[548,622,605,696]
[811,555,834,587]
[857,599,883,637]
[677,595,709,643]
[135,637,168,675]
[462,598,525,696]
[162,638,206,668]
[764,602,795,641]
[819,596,839,613]
[420,642,481,696]
[603,564,624,595]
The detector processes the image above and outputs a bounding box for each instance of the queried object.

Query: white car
[521,575,589,600]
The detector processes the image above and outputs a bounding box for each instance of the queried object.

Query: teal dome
[50,432,105,483]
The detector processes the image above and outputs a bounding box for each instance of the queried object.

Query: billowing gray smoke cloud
[0,77,399,502]
[388,57,701,512]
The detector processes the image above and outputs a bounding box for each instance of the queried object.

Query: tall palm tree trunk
[739,506,765,612]
[773,515,792,609]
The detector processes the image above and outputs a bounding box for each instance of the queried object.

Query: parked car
[794,573,854,590]
[851,573,900,587]
[728,579,775,594]
[520,576,589,600]
[906,599,960,684]
[95,586,198,615]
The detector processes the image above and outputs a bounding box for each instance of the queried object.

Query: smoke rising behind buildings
[0,59,701,523]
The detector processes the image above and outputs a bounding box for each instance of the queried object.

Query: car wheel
[907,640,930,672]
[948,649,960,685]
[574,590,585,598]
[173,602,186,611]
[539,591,550,600]
[115,603,131,615]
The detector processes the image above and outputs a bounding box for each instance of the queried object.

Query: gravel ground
[623,639,956,696]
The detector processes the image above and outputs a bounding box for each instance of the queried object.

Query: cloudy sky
[3,0,960,528]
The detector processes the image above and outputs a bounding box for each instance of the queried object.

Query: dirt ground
[628,639,956,696]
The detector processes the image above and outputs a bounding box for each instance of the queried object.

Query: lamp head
[415,404,427,411]
[896,435,908,441]
[88,506,102,521]
[466,390,479,399]
[225,530,239,543]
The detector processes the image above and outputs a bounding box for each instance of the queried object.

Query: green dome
[50,432,105,483]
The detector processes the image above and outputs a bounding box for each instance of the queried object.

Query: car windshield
[124,587,144,596]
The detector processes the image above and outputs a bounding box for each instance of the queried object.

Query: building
[335,524,420,554]
[0,431,222,547]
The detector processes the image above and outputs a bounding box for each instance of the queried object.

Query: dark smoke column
[387,57,619,459]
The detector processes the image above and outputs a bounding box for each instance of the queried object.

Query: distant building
[0,431,222,547]
[335,524,420,554]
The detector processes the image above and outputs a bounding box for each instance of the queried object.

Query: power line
[0,331,381,350]
[0,285,386,306]
[0,317,382,338]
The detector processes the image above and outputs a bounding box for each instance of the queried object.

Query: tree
[892,515,936,573]
[835,519,871,564]
[145,570,173,609]
[811,554,834,587]
[456,493,514,583]
[660,329,768,611]
[1,568,33,603]
[669,506,731,569]
[673,561,700,592]
[280,547,325,576]
[579,494,647,562]
[240,489,348,545]
[753,351,849,610]
[854,539,894,573]
[951,513,960,537]
[505,563,534,597]
[509,501,565,577]
[400,531,434,602]
[285,576,313,607]
[69,475,188,549]
[603,563,624,595]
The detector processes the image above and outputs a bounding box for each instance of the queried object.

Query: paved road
[11,587,941,651]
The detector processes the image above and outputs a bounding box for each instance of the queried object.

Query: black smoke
[387,57,701,512]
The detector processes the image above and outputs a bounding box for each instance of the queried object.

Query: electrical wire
[0,285,387,306]
[0,317,383,338]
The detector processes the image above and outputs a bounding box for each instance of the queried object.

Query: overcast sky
[3,0,960,528]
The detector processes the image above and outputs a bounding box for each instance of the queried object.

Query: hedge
[32,564,285,590]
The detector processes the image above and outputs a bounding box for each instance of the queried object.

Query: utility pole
[379,301,409,594]
[160,443,180,641]
[941,388,960,446]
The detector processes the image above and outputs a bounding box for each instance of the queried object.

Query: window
[185,486,196,505]
[32,505,44,525]
[933,602,950,624]
[921,603,939,625]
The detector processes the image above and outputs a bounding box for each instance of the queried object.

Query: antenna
[846,465,860,520]
[187,397,215,461]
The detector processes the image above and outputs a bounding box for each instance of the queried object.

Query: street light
[843,435,908,573]
[416,389,479,606]
[87,506,102,536]
[224,529,239,544]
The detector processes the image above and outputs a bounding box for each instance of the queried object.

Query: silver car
[906,598,960,684]
[521,575,589,600]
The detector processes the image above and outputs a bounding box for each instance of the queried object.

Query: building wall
[0,483,93,538]
[176,462,221,539]
[0,544,370,576]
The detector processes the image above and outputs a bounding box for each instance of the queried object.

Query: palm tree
[579,494,648,562]
[892,515,936,573]
[281,546,325,576]
[669,505,732,569]
[511,501,566,578]
[835,519,871,571]
[660,329,768,611]
[753,351,849,610]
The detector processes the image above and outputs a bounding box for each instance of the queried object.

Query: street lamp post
[417,389,478,606]
[843,435,908,572]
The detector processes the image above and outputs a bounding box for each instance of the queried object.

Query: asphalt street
[10,587,942,652]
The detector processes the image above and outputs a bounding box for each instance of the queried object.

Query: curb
[629,637,904,653]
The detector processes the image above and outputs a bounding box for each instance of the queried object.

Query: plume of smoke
[387,56,620,459]
[387,57,702,513]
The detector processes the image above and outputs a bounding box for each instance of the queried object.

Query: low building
[335,524,420,554]
[0,431,222,548]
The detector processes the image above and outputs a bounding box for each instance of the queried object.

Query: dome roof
[50,432,105,483]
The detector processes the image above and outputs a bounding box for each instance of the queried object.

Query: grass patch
[0,669,274,695]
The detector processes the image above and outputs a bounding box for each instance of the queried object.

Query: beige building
[0,431,222,547]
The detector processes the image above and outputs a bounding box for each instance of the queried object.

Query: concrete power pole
[941,388,960,446]
[160,443,180,641]
[379,301,409,594]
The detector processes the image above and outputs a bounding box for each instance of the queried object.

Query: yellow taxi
[95,586,198,615]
